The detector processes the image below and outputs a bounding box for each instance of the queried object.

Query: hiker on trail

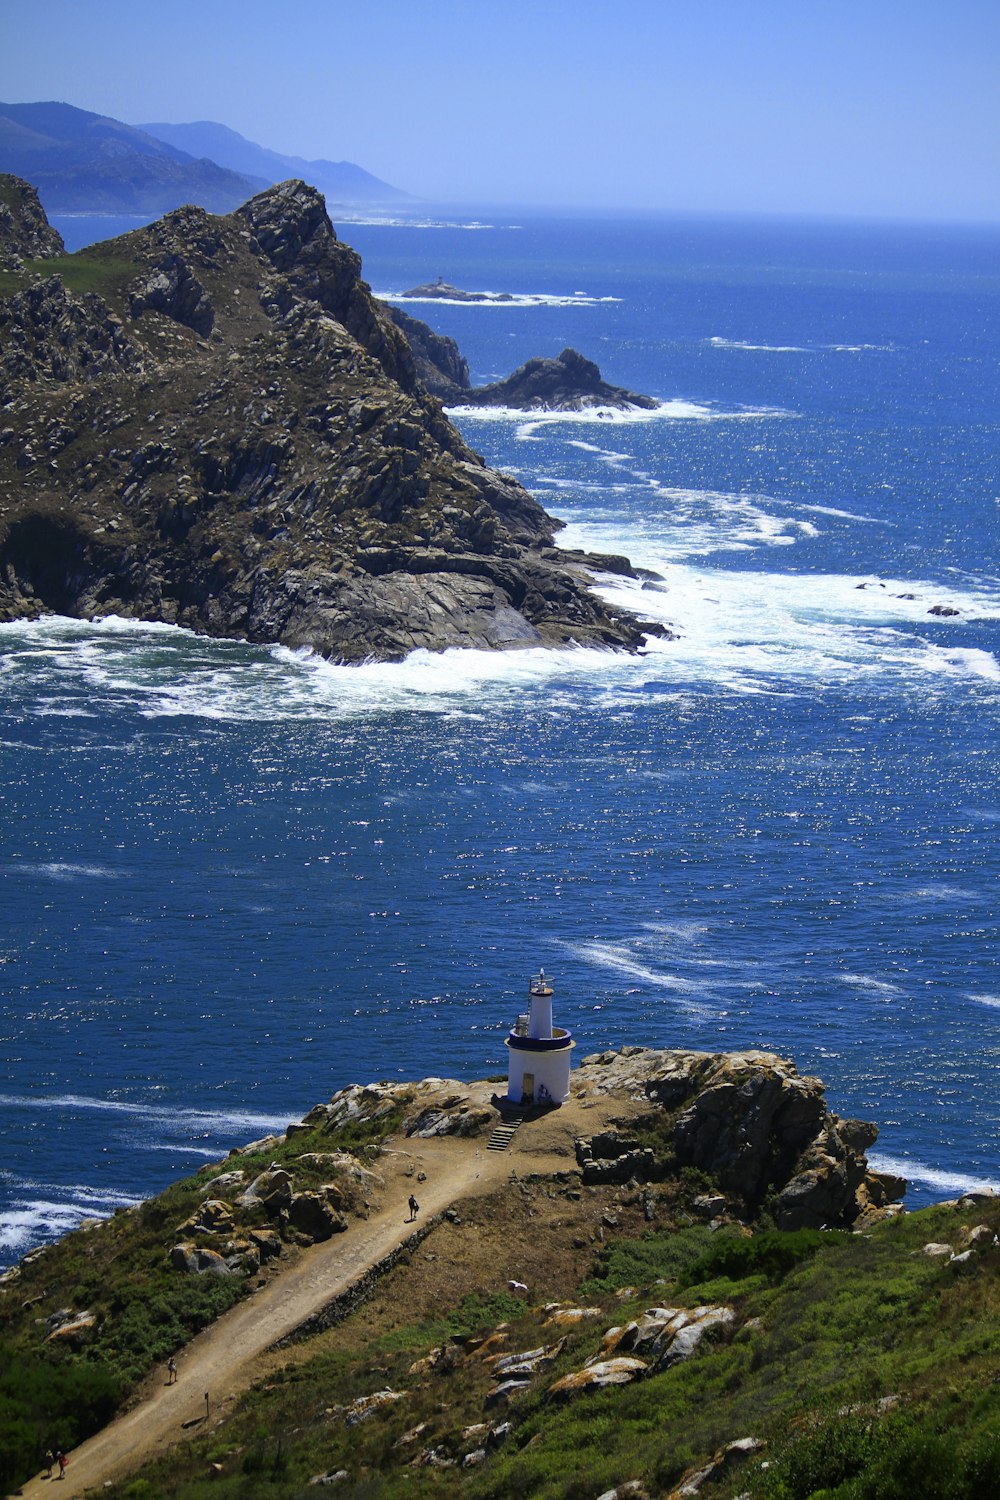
[44,1449,54,1476]
[57,1450,67,1479]
[167,1356,178,1384]
[407,1194,419,1221]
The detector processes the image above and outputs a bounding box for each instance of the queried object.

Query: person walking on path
[407,1194,419,1222]
[43,1449,54,1477]
[57,1450,67,1479]
[166,1357,177,1385]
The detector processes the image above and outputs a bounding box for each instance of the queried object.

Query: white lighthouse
[505,969,574,1106]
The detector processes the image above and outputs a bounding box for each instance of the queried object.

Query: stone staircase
[487,1109,526,1152]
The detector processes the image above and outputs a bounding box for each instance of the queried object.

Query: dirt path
[19,1134,516,1499]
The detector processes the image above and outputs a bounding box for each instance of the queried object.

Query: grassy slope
[0,248,139,297]
[80,1198,1000,1500]
[0,1107,405,1493]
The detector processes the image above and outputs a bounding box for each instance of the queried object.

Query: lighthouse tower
[505,970,575,1106]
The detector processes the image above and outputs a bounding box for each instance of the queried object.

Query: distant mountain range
[0,100,409,217]
[139,120,409,208]
[0,100,264,213]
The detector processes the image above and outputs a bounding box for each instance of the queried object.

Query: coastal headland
[0,1044,921,1497]
[4,1048,1000,1497]
[0,175,659,661]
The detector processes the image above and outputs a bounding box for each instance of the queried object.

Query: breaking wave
[379,289,618,307]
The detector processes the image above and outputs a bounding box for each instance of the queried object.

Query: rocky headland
[13,1047,1000,1500]
[0,176,656,660]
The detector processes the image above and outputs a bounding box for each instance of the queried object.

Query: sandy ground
[17,1085,619,1498]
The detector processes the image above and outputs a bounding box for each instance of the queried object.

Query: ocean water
[2,213,999,1266]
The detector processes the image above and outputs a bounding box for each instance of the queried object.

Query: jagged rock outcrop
[387,305,470,401]
[0,176,656,660]
[0,175,63,268]
[576,1047,903,1229]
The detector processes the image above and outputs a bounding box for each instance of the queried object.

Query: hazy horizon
[2,0,998,225]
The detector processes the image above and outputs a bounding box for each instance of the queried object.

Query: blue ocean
[2,212,998,1266]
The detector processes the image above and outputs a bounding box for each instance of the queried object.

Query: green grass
[0,253,138,298]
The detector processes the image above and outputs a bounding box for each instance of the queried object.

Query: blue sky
[2,0,998,220]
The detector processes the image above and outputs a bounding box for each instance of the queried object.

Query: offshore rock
[458,347,659,413]
[0,176,655,660]
[387,309,659,413]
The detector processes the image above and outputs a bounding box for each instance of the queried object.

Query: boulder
[668,1437,764,1498]
[491,1339,565,1378]
[286,1191,348,1242]
[239,1168,293,1212]
[657,1308,735,1369]
[248,1227,283,1262]
[548,1357,648,1401]
[223,1238,261,1274]
[295,1151,383,1189]
[181,1199,236,1235]
[341,1389,406,1426]
[200,1169,245,1196]
[170,1242,232,1276]
[405,1105,492,1139]
[484,1379,533,1409]
[45,1310,97,1346]
[543,1304,603,1327]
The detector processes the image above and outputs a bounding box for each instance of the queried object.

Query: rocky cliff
[0,173,63,268]
[0,177,654,660]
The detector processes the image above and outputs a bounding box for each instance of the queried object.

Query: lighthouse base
[505,1038,574,1107]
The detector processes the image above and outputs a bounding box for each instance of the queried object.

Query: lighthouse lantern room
[505,969,574,1106]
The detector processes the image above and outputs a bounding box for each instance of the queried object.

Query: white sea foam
[449,400,790,437]
[970,993,1000,1009]
[710,336,812,353]
[342,217,499,230]
[709,336,893,354]
[0,1181,144,1255]
[570,940,716,1020]
[839,973,905,998]
[869,1153,1000,1199]
[0,1092,290,1135]
[379,289,618,307]
[29,862,123,882]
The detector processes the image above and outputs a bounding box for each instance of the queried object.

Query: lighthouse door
[521,1072,535,1105]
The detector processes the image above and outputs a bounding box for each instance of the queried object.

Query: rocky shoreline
[0,176,661,661]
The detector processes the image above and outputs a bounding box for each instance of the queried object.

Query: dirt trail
[18,1133,520,1498]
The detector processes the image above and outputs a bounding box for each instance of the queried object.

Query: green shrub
[446,1290,526,1337]
[580,1225,718,1295]
[678,1229,847,1290]
[0,1344,123,1492]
